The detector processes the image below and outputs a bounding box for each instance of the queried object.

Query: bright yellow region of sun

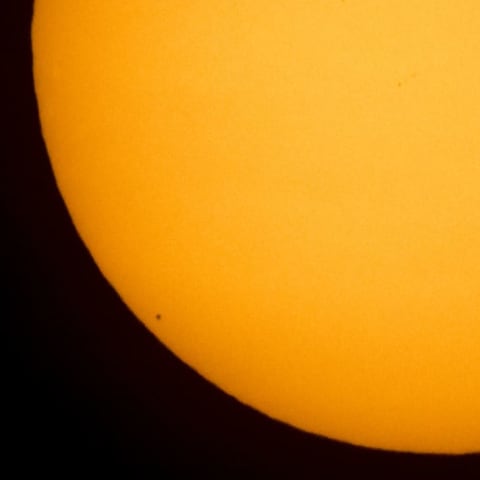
[33,0,480,454]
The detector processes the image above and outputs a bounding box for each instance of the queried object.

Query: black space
[3,1,480,476]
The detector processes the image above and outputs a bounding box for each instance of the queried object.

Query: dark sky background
[4,1,480,476]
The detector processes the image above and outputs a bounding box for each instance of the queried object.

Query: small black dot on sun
[155,314,162,320]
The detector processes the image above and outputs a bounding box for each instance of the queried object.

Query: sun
[32,0,480,454]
